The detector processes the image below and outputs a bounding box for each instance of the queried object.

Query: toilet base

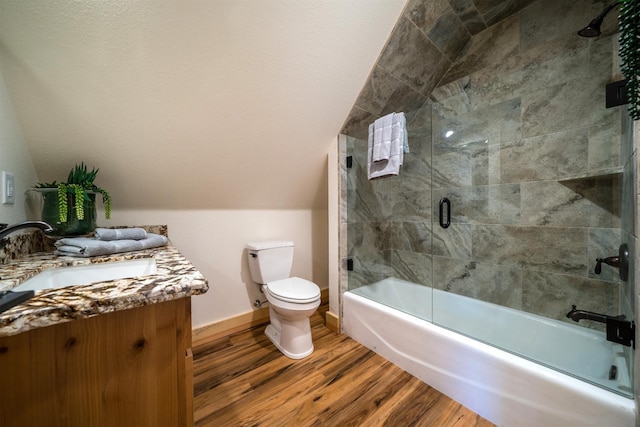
[265,323,314,360]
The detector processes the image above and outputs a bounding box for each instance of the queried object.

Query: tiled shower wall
[341,0,634,328]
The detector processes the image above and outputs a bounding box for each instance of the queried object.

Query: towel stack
[55,227,168,257]
[368,112,409,180]
[94,227,148,241]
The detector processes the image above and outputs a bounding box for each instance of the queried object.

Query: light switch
[2,171,15,204]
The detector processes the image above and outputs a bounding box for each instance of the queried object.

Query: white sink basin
[13,258,157,291]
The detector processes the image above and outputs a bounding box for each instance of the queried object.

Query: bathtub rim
[343,289,636,427]
[349,276,632,397]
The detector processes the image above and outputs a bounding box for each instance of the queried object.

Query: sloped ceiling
[0,0,407,210]
[341,0,538,139]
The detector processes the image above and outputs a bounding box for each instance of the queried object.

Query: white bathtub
[343,278,636,427]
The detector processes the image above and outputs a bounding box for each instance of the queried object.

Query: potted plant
[619,0,639,120]
[34,163,112,236]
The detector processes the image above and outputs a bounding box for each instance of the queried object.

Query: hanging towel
[368,112,409,180]
[371,113,394,162]
[391,112,407,166]
[54,233,169,257]
[94,227,147,241]
[394,112,409,155]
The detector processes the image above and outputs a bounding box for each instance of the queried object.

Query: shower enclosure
[340,0,636,399]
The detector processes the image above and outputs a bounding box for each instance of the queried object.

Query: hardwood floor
[193,306,495,427]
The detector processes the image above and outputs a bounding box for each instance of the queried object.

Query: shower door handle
[439,198,451,229]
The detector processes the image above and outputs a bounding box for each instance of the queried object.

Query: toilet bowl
[246,241,321,359]
[263,277,321,359]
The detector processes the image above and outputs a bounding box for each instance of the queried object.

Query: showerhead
[577,18,605,37]
[577,1,622,37]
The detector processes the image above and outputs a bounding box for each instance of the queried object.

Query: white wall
[0,70,37,224]
[0,0,409,331]
[108,208,327,329]
[0,0,408,212]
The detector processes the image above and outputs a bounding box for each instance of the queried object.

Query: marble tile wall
[344,101,435,289]
[340,0,536,140]
[430,0,625,328]
[340,0,633,331]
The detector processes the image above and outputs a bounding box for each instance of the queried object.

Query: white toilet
[246,240,321,359]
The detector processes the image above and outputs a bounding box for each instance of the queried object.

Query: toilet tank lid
[246,240,294,251]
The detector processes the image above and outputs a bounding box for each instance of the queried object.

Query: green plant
[619,0,639,120]
[34,163,112,223]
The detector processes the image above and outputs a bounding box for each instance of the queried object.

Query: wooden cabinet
[0,298,193,427]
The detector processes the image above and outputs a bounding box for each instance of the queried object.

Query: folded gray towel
[54,233,168,257]
[94,227,147,241]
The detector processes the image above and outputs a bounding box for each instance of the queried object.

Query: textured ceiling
[0,0,407,210]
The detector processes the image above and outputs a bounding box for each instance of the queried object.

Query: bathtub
[343,278,636,427]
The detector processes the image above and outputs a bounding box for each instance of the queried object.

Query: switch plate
[2,171,15,204]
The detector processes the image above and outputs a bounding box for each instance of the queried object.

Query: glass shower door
[343,104,435,322]
[429,31,635,396]
[341,0,635,402]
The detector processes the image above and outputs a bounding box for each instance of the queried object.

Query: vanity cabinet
[0,298,193,427]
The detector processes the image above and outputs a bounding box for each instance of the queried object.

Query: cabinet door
[0,300,188,427]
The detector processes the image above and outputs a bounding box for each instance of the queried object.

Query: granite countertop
[0,245,208,337]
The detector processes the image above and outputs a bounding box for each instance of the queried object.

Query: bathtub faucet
[566,305,635,348]
[0,221,53,248]
[565,305,624,324]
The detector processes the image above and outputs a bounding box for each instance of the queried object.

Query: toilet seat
[266,277,320,304]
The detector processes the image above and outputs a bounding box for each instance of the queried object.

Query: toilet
[246,241,321,359]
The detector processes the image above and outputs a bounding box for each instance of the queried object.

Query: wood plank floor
[193,306,495,427]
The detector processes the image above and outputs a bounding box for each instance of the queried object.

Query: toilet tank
[246,241,294,284]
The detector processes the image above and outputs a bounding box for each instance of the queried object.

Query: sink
[13,258,157,291]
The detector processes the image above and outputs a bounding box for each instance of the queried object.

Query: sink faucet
[566,305,625,324]
[0,221,54,248]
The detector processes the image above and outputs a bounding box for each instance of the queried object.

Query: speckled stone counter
[0,230,208,337]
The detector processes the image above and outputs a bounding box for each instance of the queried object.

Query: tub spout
[0,221,53,248]
[566,305,624,324]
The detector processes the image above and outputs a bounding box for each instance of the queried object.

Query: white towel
[394,112,409,155]
[368,112,409,180]
[372,113,394,162]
